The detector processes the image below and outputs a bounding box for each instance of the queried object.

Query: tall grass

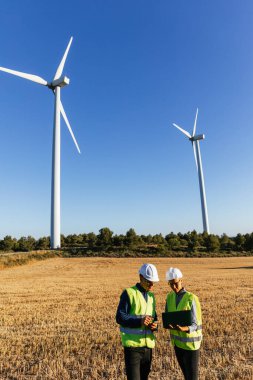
[0,250,61,270]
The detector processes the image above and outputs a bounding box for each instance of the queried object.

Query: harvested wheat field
[0,257,252,380]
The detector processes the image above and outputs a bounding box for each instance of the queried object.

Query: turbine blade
[192,141,198,169]
[60,101,81,154]
[192,108,198,136]
[0,66,48,86]
[172,123,191,139]
[54,37,73,80]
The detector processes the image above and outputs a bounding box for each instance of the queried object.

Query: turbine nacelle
[50,76,70,89]
[190,134,205,142]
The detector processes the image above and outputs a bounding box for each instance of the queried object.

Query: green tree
[35,237,50,250]
[176,233,188,251]
[165,232,177,242]
[80,233,88,246]
[220,233,235,251]
[112,234,125,247]
[187,239,200,252]
[244,233,253,251]
[141,234,153,244]
[165,233,180,250]
[60,234,66,247]
[234,233,246,251]
[151,234,165,245]
[204,234,220,252]
[0,235,16,251]
[16,236,36,252]
[87,232,97,247]
[187,231,200,252]
[197,232,207,248]
[125,228,142,247]
[64,234,83,246]
[166,237,180,250]
[97,228,113,247]
[220,233,229,250]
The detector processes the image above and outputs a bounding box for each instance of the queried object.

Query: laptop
[162,310,192,329]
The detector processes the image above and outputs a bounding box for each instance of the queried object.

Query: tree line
[0,228,253,254]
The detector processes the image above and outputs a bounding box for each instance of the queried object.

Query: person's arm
[176,299,198,332]
[115,290,144,328]
[188,299,198,333]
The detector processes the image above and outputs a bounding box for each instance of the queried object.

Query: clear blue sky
[0,0,252,239]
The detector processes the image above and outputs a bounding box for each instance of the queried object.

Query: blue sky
[0,0,253,239]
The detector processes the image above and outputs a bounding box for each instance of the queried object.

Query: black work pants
[124,347,152,380]
[174,345,200,380]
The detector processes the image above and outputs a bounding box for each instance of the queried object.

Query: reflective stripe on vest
[171,334,202,343]
[120,285,156,348]
[166,291,202,351]
[120,327,153,335]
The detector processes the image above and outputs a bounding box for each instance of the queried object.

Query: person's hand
[176,325,190,332]
[142,315,153,327]
[168,324,189,332]
[149,322,158,331]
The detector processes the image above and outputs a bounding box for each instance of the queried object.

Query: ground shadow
[217,266,253,270]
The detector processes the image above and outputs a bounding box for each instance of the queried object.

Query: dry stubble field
[0,256,252,380]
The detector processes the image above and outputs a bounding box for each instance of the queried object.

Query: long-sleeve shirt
[165,288,198,333]
[116,283,157,328]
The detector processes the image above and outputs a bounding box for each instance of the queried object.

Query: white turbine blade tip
[193,108,199,136]
[0,66,48,86]
[172,123,191,139]
[60,101,81,154]
[54,37,73,81]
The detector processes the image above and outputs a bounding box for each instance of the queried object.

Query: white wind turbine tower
[0,37,81,249]
[172,109,210,233]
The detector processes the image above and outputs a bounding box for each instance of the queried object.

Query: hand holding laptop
[168,324,190,332]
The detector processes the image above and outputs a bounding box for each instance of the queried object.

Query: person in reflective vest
[116,263,159,380]
[165,267,202,380]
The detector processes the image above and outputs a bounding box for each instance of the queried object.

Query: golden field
[0,256,252,379]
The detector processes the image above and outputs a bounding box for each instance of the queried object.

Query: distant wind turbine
[172,109,210,233]
[0,37,81,249]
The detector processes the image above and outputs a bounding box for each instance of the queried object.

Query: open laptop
[162,310,192,329]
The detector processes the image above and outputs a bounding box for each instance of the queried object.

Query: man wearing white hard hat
[165,267,202,380]
[116,263,159,380]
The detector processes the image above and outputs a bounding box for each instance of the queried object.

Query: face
[140,275,154,291]
[168,278,183,294]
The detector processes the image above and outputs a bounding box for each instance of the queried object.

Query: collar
[136,282,147,294]
[176,287,186,296]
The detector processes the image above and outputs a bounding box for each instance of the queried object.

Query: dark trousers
[174,346,200,380]
[124,347,152,380]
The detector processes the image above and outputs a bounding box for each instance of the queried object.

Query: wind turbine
[172,109,210,233]
[0,37,81,249]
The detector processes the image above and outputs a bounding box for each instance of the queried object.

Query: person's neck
[137,282,147,292]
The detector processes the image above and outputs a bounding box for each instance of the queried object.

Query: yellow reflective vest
[120,285,156,348]
[166,291,202,350]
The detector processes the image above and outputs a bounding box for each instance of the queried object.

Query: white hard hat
[139,263,159,282]
[166,267,183,281]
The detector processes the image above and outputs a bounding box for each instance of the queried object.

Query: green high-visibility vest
[166,291,202,350]
[120,285,156,348]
